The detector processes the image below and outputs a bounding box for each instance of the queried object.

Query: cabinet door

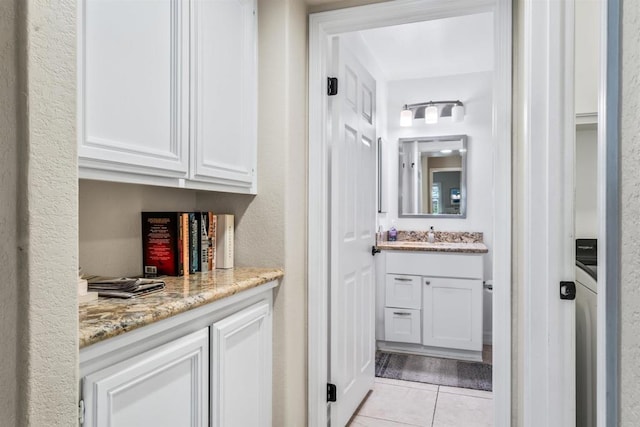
[82,328,208,427]
[190,0,258,193]
[422,277,483,351]
[211,301,271,427]
[78,0,190,180]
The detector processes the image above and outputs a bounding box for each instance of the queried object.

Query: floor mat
[375,351,492,391]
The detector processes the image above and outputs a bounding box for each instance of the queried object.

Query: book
[189,212,199,273]
[216,214,234,269]
[141,212,184,277]
[181,213,190,276]
[200,212,216,272]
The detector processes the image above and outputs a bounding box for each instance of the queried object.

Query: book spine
[200,212,209,272]
[209,213,216,270]
[189,212,199,273]
[216,214,234,269]
[181,213,190,276]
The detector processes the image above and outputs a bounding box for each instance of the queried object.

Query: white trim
[308,1,512,426]
[521,1,576,425]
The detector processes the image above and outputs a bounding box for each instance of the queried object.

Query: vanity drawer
[384,308,421,344]
[385,274,421,309]
[386,251,483,279]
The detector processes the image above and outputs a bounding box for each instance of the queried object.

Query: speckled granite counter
[79,267,283,348]
[377,241,488,254]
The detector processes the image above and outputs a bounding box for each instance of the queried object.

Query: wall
[6,0,79,425]
[620,0,640,424]
[385,72,494,277]
[0,0,19,423]
[575,125,598,238]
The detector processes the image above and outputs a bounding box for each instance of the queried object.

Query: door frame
[308,1,511,426]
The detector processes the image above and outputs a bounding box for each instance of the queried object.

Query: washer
[575,239,597,427]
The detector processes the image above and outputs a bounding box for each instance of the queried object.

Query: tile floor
[348,377,493,427]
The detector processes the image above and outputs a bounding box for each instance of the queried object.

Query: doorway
[308,1,512,426]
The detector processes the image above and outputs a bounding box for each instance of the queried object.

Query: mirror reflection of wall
[399,135,466,217]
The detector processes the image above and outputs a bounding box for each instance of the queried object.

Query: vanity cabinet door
[211,300,272,427]
[81,328,209,427]
[78,0,190,181]
[422,277,483,351]
[189,0,258,194]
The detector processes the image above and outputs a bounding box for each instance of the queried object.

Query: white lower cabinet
[80,284,274,427]
[211,301,271,427]
[82,328,209,427]
[422,277,483,351]
[379,251,485,361]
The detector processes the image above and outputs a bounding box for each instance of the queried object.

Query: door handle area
[371,246,381,256]
[425,281,431,285]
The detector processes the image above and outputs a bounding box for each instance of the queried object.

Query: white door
[329,36,377,426]
[82,328,208,427]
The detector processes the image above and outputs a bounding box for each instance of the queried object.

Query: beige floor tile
[348,415,421,427]
[357,382,437,427]
[374,377,439,392]
[432,392,493,427]
[438,385,493,399]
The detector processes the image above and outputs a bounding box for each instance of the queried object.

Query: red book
[141,212,184,277]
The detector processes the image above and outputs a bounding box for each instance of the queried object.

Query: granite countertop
[377,241,489,254]
[79,267,284,349]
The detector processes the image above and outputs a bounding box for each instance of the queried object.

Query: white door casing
[308,1,512,426]
[521,0,576,426]
[329,37,377,426]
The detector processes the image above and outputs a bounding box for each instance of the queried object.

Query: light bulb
[424,105,438,124]
[451,104,465,122]
[400,108,413,127]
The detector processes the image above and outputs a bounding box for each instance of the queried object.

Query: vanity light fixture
[399,100,465,126]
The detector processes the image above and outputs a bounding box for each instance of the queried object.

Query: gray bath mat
[375,351,492,391]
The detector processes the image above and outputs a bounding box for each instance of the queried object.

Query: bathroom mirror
[398,135,467,218]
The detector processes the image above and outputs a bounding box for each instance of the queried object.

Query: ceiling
[357,13,494,81]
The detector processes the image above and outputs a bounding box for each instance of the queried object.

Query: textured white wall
[17,0,79,424]
[0,0,19,424]
[620,0,640,424]
[385,72,495,277]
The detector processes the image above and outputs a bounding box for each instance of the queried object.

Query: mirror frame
[397,134,467,218]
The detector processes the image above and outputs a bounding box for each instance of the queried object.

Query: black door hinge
[372,246,381,256]
[560,281,576,300]
[328,77,338,96]
[327,383,337,402]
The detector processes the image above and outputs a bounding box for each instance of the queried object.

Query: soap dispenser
[427,226,435,243]
[389,221,398,242]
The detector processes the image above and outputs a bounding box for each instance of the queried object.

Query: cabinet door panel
[79,0,189,177]
[211,301,271,427]
[190,0,257,192]
[385,274,421,309]
[422,277,482,351]
[82,328,208,427]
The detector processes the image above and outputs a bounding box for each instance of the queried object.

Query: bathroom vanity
[376,238,487,362]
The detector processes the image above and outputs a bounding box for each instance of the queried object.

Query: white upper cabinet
[190,0,257,192]
[78,0,257,194]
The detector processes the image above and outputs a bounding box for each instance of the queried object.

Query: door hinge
[560,281,576,300]
[327,77,338,96]
[371,245,381,256]
[327,383,337,402]
[78,399,85,425]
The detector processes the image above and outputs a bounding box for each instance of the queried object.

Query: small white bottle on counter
[427,226,435,243]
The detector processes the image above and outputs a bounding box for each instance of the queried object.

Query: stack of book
[85,276,166,299]
[141,212,234,278]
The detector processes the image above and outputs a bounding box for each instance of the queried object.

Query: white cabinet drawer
[385,274,421,309]
[384,308,421,344]
[386,251,483,279]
